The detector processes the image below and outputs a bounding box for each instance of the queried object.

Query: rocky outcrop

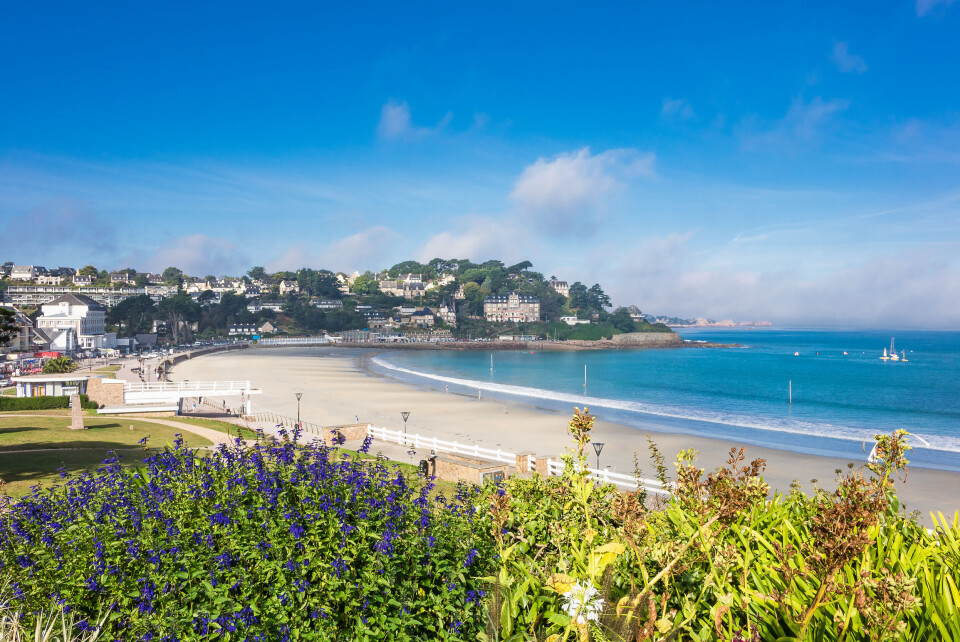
[611,332,683,347]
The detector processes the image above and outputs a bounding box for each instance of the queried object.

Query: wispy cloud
[603,233,960,328]
[0,198,117,264]
[831,42,867,74]
[144,234,249,277]
[916,0,956,16]
[510,147,656,233]
[738,96,850,151]
[376,100,453,142]
[661,97,695,120]
[416,216,529,264]
[267,225,404,273]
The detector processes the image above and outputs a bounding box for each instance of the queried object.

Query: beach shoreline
[169,347,960,524]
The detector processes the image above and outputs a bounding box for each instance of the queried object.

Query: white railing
[257,337,330,345]
[366,425,669,496]
[545,459,669,496]
[124,380,252,393]
[367,425,514,464]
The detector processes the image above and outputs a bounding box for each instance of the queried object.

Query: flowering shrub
[481,411,960,642]
[0,430,495,640]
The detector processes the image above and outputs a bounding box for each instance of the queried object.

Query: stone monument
[69,394,86,430]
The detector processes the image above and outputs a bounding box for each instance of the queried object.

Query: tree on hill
[0,307,18,347]
[158,293,199,343]
[162,267,184,288]
[107,295,156,336]
[78,265,99,277]
[610,307,637,333]
[505,260,533,274]
[350,275,379,295]
[247,266,267,281]
[42,356,77,374]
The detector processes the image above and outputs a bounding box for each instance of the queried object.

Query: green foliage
[481,416,960,641]
[350,274,380,295]
[42,357,77,374]
[107,295,156,337]
[0,394,98,411]
[0,307,17,347]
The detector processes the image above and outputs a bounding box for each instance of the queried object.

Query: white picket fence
[366,425,670,497]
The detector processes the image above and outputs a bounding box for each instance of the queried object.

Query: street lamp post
[593,442,605,470]
[401,411,410,435]
[295,392,303,429]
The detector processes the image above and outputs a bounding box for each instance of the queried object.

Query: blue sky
[2,1,959,327]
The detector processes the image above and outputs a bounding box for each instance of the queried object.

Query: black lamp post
[295,392,303,428]
[401,411,410,435]
[593,442,605,470]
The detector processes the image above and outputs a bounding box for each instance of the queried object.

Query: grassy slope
[170,416,259,439]
[0,416,212,497]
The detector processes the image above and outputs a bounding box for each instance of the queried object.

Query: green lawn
[0,415,212,497]
[168,416,259,439]
[92,365,122,373]
[0,388,15,396]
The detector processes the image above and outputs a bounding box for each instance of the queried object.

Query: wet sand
[170,348,960,524]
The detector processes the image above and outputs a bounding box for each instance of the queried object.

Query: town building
[549,280,570,297]
[560,316,590,326]
[410,307,435,327]
[36,274,63,285]
[0,306,37,355]
[258,321,277,334]
[438,299,457,327]
[279,280,300,295]
[483,292,541,323]
[2,285,175,308]
[312,299,344,309]
[110,272,136,285]
[36,293,107,351]
[72,274,94,286]
[10,265,38,281]
[228,324,258,336]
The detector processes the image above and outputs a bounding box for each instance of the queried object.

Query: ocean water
[369,329,960,471]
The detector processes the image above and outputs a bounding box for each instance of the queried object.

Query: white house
[560,316,590,326]
[549,280,570,297]
[279,280,300,295]
[10,265,37,281]
[73,274,94,286]
[36,293,107,351]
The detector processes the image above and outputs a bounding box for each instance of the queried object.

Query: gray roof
[46,293,106,311]
[484,292,540,304]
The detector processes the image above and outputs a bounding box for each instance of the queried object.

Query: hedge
[0,394,99,411]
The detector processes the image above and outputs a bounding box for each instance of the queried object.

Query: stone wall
[85,376,126,407]
[432,454,508,485]
[611,332,683,347]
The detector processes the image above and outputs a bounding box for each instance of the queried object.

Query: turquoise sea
[369,329,960,471]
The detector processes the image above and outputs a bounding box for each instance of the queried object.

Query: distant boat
[880,347,890,361]
[794,351,799,356]
[843,351,848,355]
[901,350,908,362]
[889,338,900,361]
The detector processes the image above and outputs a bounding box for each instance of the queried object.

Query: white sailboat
[901,350,908,362]
[880,347,890,361]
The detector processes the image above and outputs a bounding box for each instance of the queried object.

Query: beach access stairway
[239,411,668,497]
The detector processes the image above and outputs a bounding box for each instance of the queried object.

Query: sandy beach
[170,347,960,523]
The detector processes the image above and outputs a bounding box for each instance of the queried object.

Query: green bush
[0,394,99,411]
[480,411,960,641]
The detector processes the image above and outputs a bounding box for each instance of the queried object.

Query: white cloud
[510,147,656,232]
[416,216,529,264]
[145,234,249,277]
[376,101,452,142]
[603,234,960,328]
[738,96,850,151]
[268,226,403,273]
[831,42,867,74]
[661,97,695,120]
[917,0,955,16]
